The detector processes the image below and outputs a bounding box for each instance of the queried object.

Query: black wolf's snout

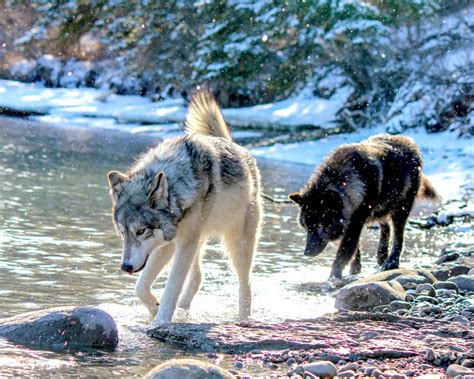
[304,231,328,257]
[121,262,134,273]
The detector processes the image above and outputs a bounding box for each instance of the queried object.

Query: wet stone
[339,363,360,372]
[433,265,471,281]
[416,283,437,297]
[390,300,412,311]
[337,370,356,377]
[435,252,460,265]
[448,275,474,292]
[416,295,438,304]
[435,281,459,292]
[144,359,234,379]
[299,361,337,378]
[421,306,443,315]
[446,364,474,378]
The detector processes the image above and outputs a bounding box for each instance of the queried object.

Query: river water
[0,117,463,376]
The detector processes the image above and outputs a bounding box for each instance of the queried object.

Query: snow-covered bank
[253,127,473,205]
[0,79,346,129]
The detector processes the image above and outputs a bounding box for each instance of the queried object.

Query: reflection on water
[0,117,467,375]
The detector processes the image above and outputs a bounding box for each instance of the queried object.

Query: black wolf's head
[289,190,346,257]
[107,171,177,274]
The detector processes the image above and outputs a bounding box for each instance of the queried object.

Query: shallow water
[0,117,470,376]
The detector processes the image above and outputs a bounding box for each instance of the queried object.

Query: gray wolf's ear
[108,171,129,193]
[289,192,303,205]
[148,172,168,206]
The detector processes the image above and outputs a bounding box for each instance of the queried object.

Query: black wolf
[289,134,438,279]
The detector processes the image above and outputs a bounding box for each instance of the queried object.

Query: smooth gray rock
[390,300,412,311]
[335,280,406,311]
[435,281,459,292]
[300,361,337,378]
[337,370,356,377]
[433,265,471,281]
[0,306,118,350]
[416,283,436,297]
[448,275,474,292]
[355,269,437,286]
[144,359,234,379]
[446,364,474,378]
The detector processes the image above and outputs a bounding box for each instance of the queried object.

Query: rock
[416,283,436,297]
[433,265,471,281]
[416,295,438,304]
[144,359,234,379]
[435,281,459,291]
[356,269,437,286]
[452,315,470,326]
[448,275,474,292]
[437,289,457,298]
[435,252,460,265]
[469,268,474,276]
[462,360,474,368]
[337,370,356,377]
[300,361,337,378]
[335,280,406,311]
[0,306,118,350]
[360,331,380,340]
[383,370,405,378]
[390,300,412,311]
[446,364,474,378]
[421,306,442,315]
[339,363,360,372]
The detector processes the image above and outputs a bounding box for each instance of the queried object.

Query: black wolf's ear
[289,192,304,205]
[107,171,128,193]
[148,172,168,206]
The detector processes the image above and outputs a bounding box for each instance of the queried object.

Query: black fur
[290,134,438,279]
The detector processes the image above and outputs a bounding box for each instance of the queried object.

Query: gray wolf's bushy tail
[185,87,232,140]
[418,174,440,201]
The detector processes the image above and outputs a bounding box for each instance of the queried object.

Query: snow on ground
[253,126,474,206]
[0,79,347,129]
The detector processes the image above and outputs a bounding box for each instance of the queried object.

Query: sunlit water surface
[0,117,470,376]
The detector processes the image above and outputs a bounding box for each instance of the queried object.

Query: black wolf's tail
[418,174,439,200]
[185,86,232,140]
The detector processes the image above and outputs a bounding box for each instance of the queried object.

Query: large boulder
[0,306,118,350]
[355,269,437,287]
[144,359,234,379]
[335,280,406,311]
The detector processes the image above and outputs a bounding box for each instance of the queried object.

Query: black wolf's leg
[330,220,365,279]
[377,222,391,266]
[381,210,409,271]
[349,247,362,275]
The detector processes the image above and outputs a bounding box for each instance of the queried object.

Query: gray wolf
[107,87,262,323]
[289,134,438,279]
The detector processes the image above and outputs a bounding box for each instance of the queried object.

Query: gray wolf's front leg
[135,243,174,317]
[154,236,200,323]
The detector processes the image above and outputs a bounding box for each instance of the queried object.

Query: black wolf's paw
[381,260,399,271]
[350,262,362,275]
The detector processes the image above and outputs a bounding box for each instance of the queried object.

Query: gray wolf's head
[107,170,176,274]
[289,190,346,257]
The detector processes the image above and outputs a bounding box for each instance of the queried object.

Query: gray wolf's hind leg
[177,245,204,310]
[135,243,174,317]
[224,208,260,320]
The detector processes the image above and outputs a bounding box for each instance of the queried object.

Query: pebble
[452,315,470,325]
[390,300,412,311]
[233,361,243,369]
[469,268,474,276]
[405,369,417,376]
[425,348,437,362]
[339,363,360,372]
[448,275,474,292]
[421,305,443,315]
[436,251,460,264]
[446,364,474,378]
[360,331,380,340]
[364,366,380,376]
[416,295,438,303]
[416,283,436,297]
[300,361,337,378]
[462,359,474,368]
[435,281,459,291]
[286,358,296,366]
[337,370,356,377]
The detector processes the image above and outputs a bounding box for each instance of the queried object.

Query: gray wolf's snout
[121,262,134,273]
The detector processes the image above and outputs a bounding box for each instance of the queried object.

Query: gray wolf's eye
[136,228,146,236]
